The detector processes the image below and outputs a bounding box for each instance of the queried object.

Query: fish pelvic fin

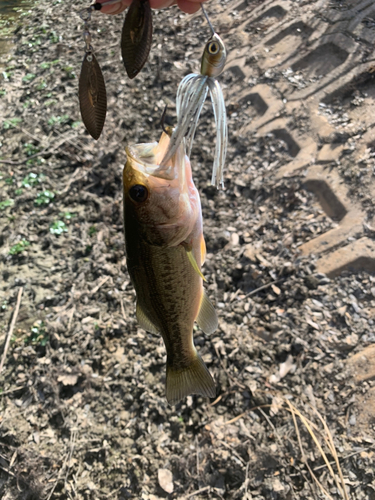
[196,290,218,335]
[166,351,216,406]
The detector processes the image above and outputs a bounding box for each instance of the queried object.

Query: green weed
[35,190,54,205]
[22,73,36,83]
[63,66,75,79]
[48,115,70,126]
[25,322,48,346]
[59,211,75,220]
[3,118,22,130]
[23,144,41,157]
[36,81,47,91]
[9,239,30,255]
[22,172,45,188]
[0,199,14,210]
[50,220,68,235]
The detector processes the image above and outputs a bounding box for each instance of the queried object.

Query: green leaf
[22,172,45,188]
[35,190,54,205]
[9,239,30,255]
[3,118,22,130]
[48,114,70,126]
[36,81,47,91]
[59,211,75,220]
[25,321,48,346]
[50,220,68,235]
[0,199,14,210]
[22,73,36,83]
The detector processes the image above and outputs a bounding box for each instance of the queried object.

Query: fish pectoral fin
[196,290,218,335]
[136,302,159,334]
[200,234,206,265]
[166,351,216,405]
[184,245,206,282]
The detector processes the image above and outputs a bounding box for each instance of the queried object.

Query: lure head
[200,33,227,78]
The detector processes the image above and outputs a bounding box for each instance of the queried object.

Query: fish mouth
[126,132,184,181]
[126,141,159,171]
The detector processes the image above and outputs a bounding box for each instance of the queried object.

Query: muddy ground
[0,0,375,499]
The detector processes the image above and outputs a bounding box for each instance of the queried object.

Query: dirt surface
[1,0,375,499]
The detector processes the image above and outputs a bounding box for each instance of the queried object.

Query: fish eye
[129,184,148,203]
[208,41,219,55]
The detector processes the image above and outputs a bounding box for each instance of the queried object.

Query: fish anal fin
[196,290,218,335]
[136,302,159,334]
[166,352,216,405]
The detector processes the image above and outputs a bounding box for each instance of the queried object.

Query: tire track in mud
[221,0,375,276]
[217,0,375,429]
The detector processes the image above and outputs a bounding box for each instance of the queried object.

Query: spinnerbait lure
[160,5,228,189]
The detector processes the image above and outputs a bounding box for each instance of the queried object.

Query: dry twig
[240,279,283,300]
[184,486,210,498]
[90,276,110,295]
[0,287,23,374]
[120,297,127,322]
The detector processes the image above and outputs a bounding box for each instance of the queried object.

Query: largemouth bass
[123,131,218,405]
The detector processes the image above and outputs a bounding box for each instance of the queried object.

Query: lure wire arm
[201,4,215,36]
[160,105,169,135]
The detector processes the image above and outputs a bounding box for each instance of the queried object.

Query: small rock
[158,469,173,494]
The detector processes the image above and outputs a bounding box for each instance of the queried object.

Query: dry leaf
[57,373,78,386]
[158,469,174,493]
[272,478,285,492]
[270,395,283,416]
[306,317,320,330]
[114,346,125,362]
[279,355,296,379]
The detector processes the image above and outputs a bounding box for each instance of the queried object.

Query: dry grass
[223,396,351,499]
[285,400,349,500]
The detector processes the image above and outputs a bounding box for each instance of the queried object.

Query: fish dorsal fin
[196,290,218,335]
[184,246,206,281]
[136,302,159,334]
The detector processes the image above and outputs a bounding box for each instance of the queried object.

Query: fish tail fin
[166,352,216,406]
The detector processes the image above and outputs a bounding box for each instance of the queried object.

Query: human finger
[176,0,205,14]
[148,0,176,8]
[97,0,130,15]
